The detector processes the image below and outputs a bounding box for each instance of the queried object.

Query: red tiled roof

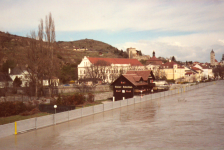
[215,59,218,62]
[126,70,152,81]
[160,61,184,69]
[146,56,163,65]
[87,57,143,66]
[123,74,148,86]
[191,67,203,72]
[195,64,209,69]
[133,76,141,82]
[185,72,194,75]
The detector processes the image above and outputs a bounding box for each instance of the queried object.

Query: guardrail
[0,81,215,139]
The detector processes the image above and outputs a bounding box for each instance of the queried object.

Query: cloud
[0,0,223,63]
[1,0,224,32]
[115,32,224,62]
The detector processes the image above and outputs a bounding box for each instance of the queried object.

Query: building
[126,47,150,60]
[159,60,185,80]
[220,54,224,66]
[0,72,12,88]
[110,70,155,101]
[9,66,31,87]
[42,76,59,86]
[73,48,88,51]
[78,56,145,83]
[184,66,204,82]
[210,49,219,66]
[146,51,163,70]
[193,64,214,79]
[9,66,59,87]
[127,47,137,59]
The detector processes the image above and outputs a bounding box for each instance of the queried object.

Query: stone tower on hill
[126,47,150,61]
[127,47,137,59]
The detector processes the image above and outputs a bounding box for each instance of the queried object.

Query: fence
[0,81,215,139]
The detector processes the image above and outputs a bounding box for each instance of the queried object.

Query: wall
[94,92,112,101]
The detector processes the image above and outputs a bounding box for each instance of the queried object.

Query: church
[210,49,224,66]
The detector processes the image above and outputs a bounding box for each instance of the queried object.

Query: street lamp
[141,90,143,99]
[54,105,57,114]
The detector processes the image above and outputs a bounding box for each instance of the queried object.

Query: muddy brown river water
[0,81,224,149]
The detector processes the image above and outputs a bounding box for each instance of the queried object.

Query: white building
[78,56,145,83]
[193,64,214,79]
[9,67,31,87]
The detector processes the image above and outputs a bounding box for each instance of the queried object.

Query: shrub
[20,111,30,116]
[56,93,85,106]
[87,93,94,103]
[0,101,36,117]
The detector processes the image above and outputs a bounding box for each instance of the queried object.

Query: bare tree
[77,60,110,93]
[85,60,110,83]
[154,69,167,80]
[26,13,59,97]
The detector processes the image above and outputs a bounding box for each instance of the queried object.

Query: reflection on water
[0,81,224,149]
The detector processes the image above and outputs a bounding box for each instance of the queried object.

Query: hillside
[0,31,126,66]
[56,39,126,64]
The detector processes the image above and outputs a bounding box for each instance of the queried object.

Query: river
[0,81,223,149]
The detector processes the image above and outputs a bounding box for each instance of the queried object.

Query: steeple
[153,51,155,57]
[210,49,215,66]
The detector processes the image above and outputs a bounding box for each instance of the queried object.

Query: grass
[0,99,111,125]
[0,112,50,125]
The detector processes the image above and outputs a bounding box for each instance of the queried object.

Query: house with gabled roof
[183,66,203,82]
[111,70,155,101]
[78,56,145,83]
[9,66,31,87]
[193,64,213,79]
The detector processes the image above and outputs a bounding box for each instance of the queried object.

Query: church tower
[210,49,215,66]
[152,51,155,57]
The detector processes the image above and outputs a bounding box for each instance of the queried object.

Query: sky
[1,0,224,63]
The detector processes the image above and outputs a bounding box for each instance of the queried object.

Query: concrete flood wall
[0,82,216,139]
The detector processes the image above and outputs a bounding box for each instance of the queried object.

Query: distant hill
[0,31,127,66]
